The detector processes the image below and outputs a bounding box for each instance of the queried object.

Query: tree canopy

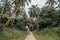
[0,0,60,31]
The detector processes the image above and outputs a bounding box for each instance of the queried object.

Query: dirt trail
[25,31,36,40]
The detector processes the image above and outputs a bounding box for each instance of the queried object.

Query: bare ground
[25,31,36,40]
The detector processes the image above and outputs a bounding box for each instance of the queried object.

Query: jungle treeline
[0,0,60,31]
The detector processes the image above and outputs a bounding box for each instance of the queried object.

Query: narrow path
[25,31,36,40]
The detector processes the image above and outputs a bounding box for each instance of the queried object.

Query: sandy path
[25,31,36,40]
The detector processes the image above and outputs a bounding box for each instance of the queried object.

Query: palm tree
[28,5,40,30]
[45,0,57,6]
[2,0,11,14]
[3,0,31,27]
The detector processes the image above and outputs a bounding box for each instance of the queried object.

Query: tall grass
[0,28,27,40]
[33,27,60,40]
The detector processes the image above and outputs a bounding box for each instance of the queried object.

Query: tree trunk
[3,8,18,27]
[3,17,12,27]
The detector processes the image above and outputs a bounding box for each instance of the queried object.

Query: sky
[25,0,47,13]
[25,0,47,16]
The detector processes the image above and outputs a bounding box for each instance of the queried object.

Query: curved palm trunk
[3,8,18,27]
[3,17,12,27]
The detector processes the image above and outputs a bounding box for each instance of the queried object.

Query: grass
[33,27,60,40]
[0,28,27,40]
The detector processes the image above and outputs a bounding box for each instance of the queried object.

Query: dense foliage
[0,0,60,31]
